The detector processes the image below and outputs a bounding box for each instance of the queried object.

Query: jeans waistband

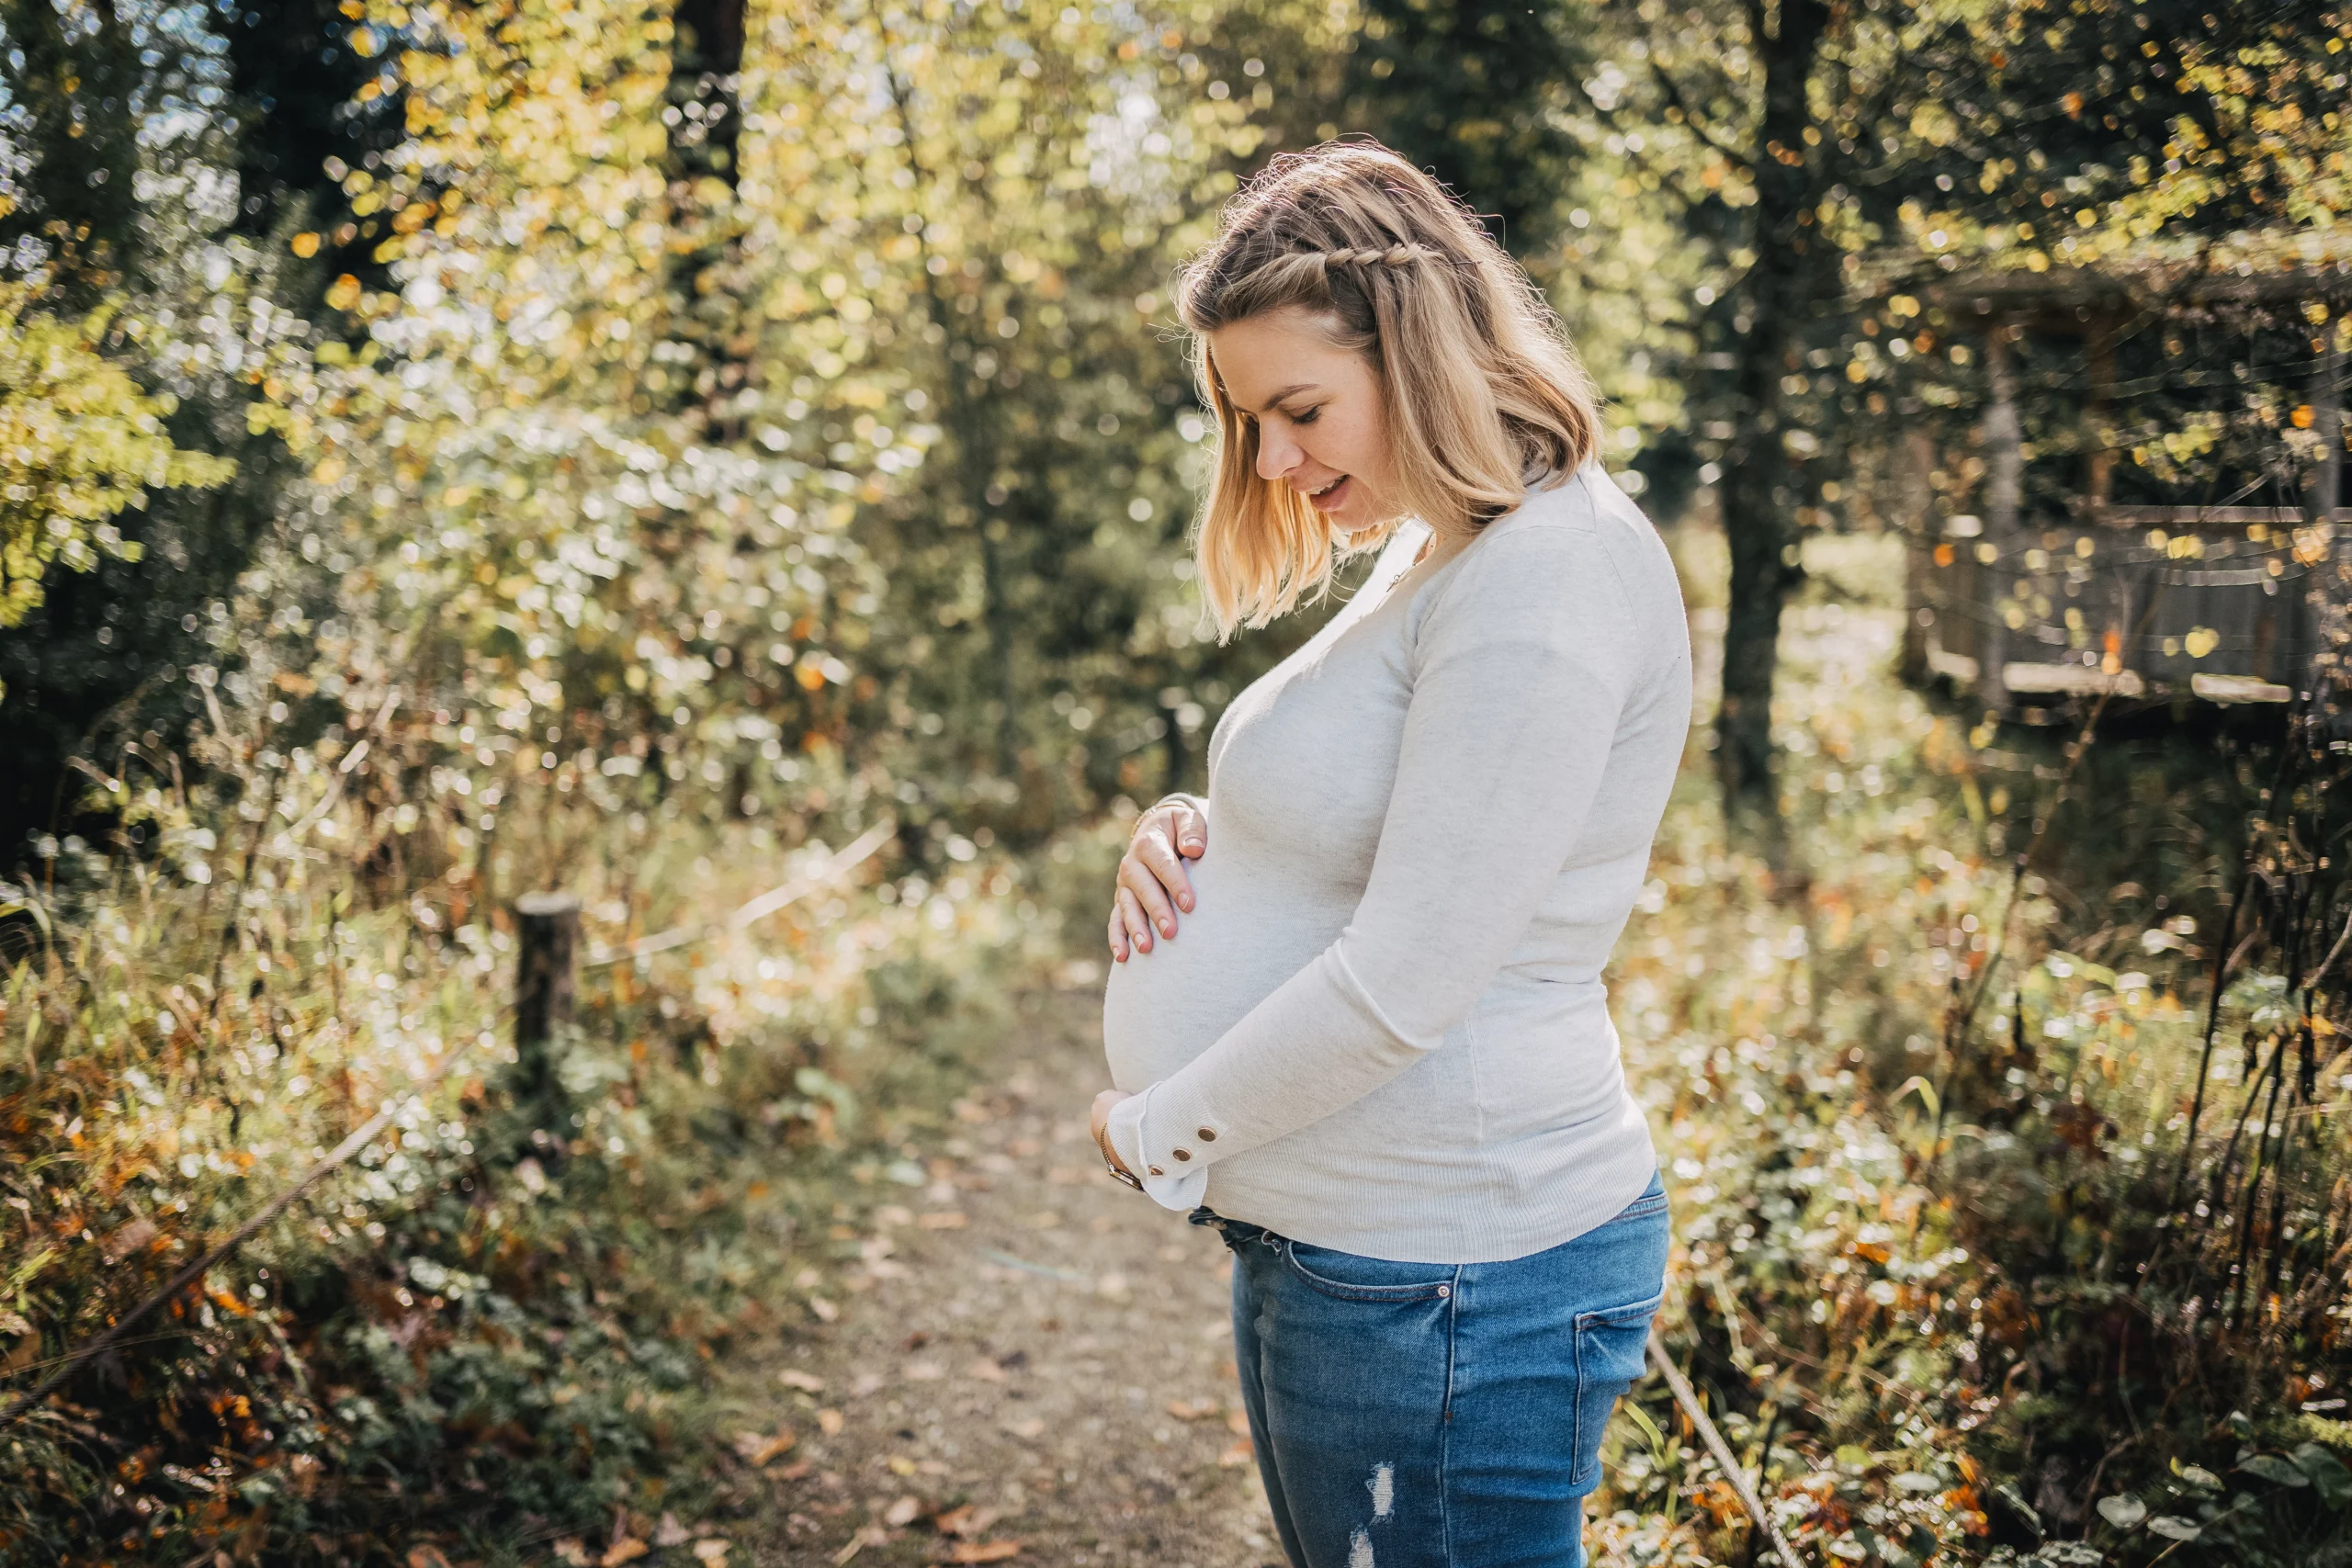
[1189,1204,1283,1253]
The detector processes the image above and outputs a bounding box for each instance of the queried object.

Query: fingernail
[1178,897,1193,911]
[1159,920,1173,936]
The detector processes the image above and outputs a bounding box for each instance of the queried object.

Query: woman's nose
[1255,424,1300,483]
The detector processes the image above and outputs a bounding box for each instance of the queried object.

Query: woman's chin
[1332,511,1399,543]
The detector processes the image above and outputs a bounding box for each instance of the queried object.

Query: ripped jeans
[1194,1171,1669,1568]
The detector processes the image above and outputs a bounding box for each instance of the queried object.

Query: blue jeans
[1194,1171,1669,1568]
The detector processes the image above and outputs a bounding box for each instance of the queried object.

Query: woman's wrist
[1093,1120,1143,1190]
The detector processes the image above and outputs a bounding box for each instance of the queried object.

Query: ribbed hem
[1197,1111,1660,1265]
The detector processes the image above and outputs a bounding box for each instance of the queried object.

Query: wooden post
[1980,321,2021,715]
[2311,343,2344,520]
[2086,315,2118,519]
[513,892,580,1132]
[1898,429,1938,685]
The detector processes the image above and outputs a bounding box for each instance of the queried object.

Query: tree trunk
[882,61,1022,781]
[1713,0,1828,819]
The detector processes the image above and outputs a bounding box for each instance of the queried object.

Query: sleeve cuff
[1106,1086,1209,1213]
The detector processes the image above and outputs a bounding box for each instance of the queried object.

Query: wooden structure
[1901,238,2352,714]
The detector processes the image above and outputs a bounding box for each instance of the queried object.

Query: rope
[581,817,896,967]
[0,1043,473,1432]
[1646,1326,1810,1568]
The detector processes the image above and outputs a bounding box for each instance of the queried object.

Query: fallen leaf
[887,1455,919,1476]
[1227,1408,1251,1436]
[967,1358,1007,1382]
[774,1458,814,1481]
[817,1407,845,1435]
[1218,1438,1254,1468]
[406,1549,451,1568]
[653,1514,691,1548]
[780,1369,826,1393]
[1094,1272,1128,1298]
[1001,1416,1046,1439]
[883,1496,923,1528]
[932,1505,998,1539]
[691,1542,730,1567]
[904,1359,945,1382]
[833,1525,886,1565]
[919,1211,967,1230]
[947,1540,1024,1564]
[599,1540,650,1568]
[551,1541,590,1567]
[808,1296,839,1323]
[1165,1399,1218,1421]
[103,1218,160,1265]
[731,1429,797,1468]
[874,1204,913,1227]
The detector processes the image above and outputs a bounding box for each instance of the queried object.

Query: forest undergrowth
[1589,532,2352,1568]
[0,723,1129,1564]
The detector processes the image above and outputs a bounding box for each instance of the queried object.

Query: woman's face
[1206,307,1399,536]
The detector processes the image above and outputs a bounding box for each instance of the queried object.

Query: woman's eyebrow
[1230,381,1320,415]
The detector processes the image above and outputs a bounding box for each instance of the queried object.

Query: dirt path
[720,984,1280,1568]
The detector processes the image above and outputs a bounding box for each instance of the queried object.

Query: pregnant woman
[1088,141,1693,1568]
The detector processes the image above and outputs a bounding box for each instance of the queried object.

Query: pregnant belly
[1100,850,1349,1091]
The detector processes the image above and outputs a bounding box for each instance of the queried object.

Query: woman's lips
[1306,475,1351,511]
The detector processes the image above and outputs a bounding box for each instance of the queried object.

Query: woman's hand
[1091,1089,1136,1178]
[1109,797,1207,962]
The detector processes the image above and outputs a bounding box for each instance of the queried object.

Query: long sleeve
[1107,522,1648,1210]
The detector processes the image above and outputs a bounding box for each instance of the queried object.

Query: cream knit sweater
[1101,462,1691,1263]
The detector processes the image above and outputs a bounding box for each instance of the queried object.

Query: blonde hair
[1172,140,1602,637]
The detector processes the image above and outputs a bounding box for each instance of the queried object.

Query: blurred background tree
[0,0,315,850]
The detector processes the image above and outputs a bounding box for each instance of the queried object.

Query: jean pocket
[1568,1288,1663,1490]
[1280,1238,1457,1303]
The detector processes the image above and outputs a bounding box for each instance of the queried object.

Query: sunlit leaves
[0,288,234,641]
